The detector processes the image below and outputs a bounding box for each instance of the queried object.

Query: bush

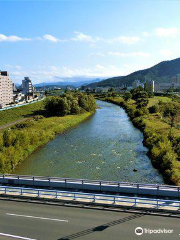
[149,104,159,114]
[151,140,172,168]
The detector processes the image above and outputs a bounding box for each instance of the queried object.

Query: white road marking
[0,232,36,240]
[6,213,68,222]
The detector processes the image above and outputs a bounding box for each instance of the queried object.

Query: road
[0,118,29,131]
[0,199,179,240]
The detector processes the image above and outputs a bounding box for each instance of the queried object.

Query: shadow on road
[58,213,145,240]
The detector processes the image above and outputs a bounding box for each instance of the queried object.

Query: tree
[131,88,149,108]
[161,102,180,128]
[123,92,132,101]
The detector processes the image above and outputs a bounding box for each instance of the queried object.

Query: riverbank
[97,96,180,185]
[0,100,44,127]
[0,111,93,174]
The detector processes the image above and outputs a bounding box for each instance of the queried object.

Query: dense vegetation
[0,93,96,173]
[97,90,180,185]
[87,57,180,88]
[45,92,96,116]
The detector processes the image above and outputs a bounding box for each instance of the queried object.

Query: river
[14,100,164,183]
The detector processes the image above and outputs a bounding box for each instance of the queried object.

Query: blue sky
[1,0,180,84]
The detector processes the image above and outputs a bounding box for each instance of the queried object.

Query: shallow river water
[14,100,164,183]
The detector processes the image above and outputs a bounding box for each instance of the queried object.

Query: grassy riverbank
[97,95,180,185]
[0,101,45,127]
[0,112,93,173]
[0,92,96,173]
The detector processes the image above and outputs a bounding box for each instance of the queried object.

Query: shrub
[149,104,159,114]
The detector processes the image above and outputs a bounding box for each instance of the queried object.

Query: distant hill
[86,57,180,88]
[35,77,102,88]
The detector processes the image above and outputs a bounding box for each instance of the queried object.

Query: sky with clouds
[1,0,180,84]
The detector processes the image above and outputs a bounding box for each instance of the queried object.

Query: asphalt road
[0,199,179,240]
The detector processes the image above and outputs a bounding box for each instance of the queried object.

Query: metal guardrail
[0,185,180,211]
[0,97,45,111]
[0,174,179,192]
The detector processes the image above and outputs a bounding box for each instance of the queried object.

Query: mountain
[35,77,102,88]
[86,57,180,88]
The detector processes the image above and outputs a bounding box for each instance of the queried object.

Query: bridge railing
[0,185,180,211]
[0,174,179,192]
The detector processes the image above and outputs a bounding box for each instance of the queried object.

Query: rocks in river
[91,153,96,156]
[133,169,138,172]
[77,161,85,164]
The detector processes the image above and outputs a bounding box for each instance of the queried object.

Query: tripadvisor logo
[135,227,143,235]
[135,227,174,235]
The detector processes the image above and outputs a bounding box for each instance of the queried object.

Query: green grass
[0,101,45,127]
[148,96,171,108]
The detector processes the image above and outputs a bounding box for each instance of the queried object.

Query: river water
[14,100,164,183]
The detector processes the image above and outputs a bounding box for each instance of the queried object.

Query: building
[22,77,34,99]
[145,80,154,92]
[0,71,13,107]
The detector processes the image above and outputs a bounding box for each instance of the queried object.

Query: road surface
[0,199,179,240]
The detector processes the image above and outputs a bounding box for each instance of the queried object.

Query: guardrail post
[4,187,7,194]
[33,177,34,186]
[21,188,23,195]
[113,196,116,204]
[82,180,84,190]
[178,187,180,198]
[65,179,67,188]
[134,198,137,206]
[118,183,120,193]
[18,176,19,185]
[56,191,58,199]
[3,174,5,183]
[157,199,159,209]
[73,193,76,201]
[100,181,101,191]
[137,184,139,195]
[157,185,159,196]
[49,178,50,187]
[93,195,95,203]
[38,190,40,197]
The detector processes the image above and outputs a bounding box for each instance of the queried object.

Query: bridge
[0,174,180,239]
[0,174,180,198]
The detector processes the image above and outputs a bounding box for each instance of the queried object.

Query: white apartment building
[22,77,33,95]
[0,71,13,107]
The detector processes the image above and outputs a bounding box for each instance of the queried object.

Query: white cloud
[108,51,150,57]
[0,32,141,45]
[72,32,102,42]
[42,32,140,45]
[0,34,31,42]
[154,27,180,37]
[43,34,59,42]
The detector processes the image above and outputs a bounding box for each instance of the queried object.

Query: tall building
[0,71,13,107]
[22,77,34,97]
[146,80,155,92]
